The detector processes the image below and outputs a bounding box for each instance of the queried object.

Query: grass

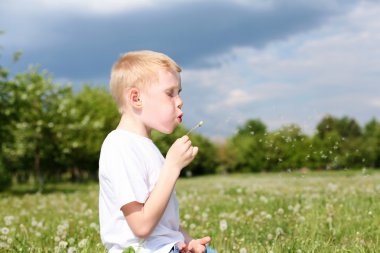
[0,170,379,252]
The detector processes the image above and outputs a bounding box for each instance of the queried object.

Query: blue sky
[1,0,379,140]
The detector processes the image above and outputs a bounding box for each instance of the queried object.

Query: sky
[1,0,379,140]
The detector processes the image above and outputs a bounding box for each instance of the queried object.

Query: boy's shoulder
[102,129,153,149]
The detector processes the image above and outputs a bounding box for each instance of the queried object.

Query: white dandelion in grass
[1,227,9,235]
[68,238,75,244]
[3,216,14,226]
[68,247,77,253]
[78,239,88,248]
[259,195,268,203]
[239,248,247,253]
[219,219,228,232]
[0,242,9,250]
[275,227,284,236]
[58,241,68,248]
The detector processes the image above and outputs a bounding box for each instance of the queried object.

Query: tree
[57,85,119,181]
[317,115,362,139]
[1,66,70,190]
[362,118,380,168]
[266,124,308,171]
[226,119,269,172]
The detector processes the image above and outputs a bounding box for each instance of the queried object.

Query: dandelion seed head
[78,239,88,248]
[293,203,301,213]
[1,227,9,235]
[298,216,306,222]
[259,196,268,203]
[0,242,9,249]
[58,241,68,248]
[276,227,284,236]
[219,219,228,232]
[90,222,99,231]
[240,248,247,253]
[68,246,77,253]
[4,216,14,226]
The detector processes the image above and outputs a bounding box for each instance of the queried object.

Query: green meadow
[1,170,379,253]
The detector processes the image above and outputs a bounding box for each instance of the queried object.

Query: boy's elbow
[131,225,154,239]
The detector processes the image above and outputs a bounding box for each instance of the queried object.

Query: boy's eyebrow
[165,85,182,93]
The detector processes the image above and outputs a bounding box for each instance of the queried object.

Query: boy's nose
[177,96,183,109]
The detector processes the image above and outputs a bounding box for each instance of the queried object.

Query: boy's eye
[166,91,175,97]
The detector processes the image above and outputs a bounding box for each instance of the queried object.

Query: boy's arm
[121,136,198,239]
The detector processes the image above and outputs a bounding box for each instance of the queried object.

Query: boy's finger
[181,135,190,142]
[198,236,211,245]
[177,241,187,250]
[192,146,199,157]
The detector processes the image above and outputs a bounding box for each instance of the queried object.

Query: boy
[99,50,213,253]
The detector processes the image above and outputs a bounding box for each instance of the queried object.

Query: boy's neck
[117,113,151,139]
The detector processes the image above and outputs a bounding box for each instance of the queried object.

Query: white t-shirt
[99,129,184,253]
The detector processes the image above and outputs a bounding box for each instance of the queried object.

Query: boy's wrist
[162,164,181,180]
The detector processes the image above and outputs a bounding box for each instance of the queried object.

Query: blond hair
[110,50,181,113]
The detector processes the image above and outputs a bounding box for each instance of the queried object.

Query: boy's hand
[186,237,211,253]
[165,135,198,173]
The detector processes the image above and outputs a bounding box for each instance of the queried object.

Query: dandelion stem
[186,121,204,135]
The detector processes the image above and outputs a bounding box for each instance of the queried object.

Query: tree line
[1,60,379,191]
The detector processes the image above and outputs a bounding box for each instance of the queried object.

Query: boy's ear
[128,87,142,108]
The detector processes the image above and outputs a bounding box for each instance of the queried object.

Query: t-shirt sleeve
[100,137,149,209]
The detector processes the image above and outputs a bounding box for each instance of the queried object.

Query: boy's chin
[159,129,175,135]
[156,126,176,135]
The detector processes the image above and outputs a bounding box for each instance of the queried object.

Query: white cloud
[206,88,259,112]
[2,0,154,15]
[369,99,380,108]
[181,1,380,137]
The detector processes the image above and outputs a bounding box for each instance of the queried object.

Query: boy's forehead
[158,70,181,89]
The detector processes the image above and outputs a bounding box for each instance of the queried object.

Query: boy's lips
[177,114,183,123]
